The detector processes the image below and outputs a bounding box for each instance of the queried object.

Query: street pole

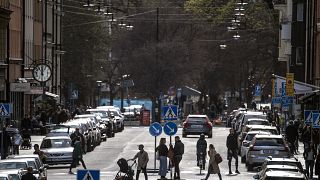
[1,117,3,160]
[154,136,157,171]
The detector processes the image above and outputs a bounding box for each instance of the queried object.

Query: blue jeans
[159,156,167,177]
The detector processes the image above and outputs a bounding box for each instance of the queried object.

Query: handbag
[214,153,223,164]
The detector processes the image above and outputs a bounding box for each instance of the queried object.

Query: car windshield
[246,134,257,141]
[9,174,19,180]
[268,161,301,168]
[188,117,206,123]
[248,120,269,125]
[0,162,26,170]
[251,128,278,135]
[0,177,7,180]
[245,115,266,121]
[27,161,36,169]
[266,168,299,172]
[41,139,72,148]
[255,138,284,146]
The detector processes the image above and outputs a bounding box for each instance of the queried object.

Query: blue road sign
[149,122,162,136]
[281,82,286,97]
[77,169,100,180]
[255,85,261,96]
[282,96,294,105]
[163,122,178,136]
[305,110,319,125]
[0,103,11,117]
[162,105,178,121]
[313,113,320,128]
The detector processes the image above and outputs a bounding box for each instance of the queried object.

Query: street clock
[33,64,52,82]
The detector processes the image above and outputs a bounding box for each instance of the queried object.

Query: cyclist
[197,134,207,170]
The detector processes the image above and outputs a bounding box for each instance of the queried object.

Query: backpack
[214,153,223,164]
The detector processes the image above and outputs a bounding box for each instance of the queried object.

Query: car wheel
[121,124,124,131]
[241,156,245,163]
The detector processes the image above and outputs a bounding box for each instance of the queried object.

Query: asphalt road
[19,126,308,180]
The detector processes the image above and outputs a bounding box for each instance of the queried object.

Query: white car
[40,135,73,165]
[96,106,124,132]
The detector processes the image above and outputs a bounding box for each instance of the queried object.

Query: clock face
[33,64,52,82]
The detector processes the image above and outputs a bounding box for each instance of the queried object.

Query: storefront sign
[286,73,294,96]
[10,83,31,92]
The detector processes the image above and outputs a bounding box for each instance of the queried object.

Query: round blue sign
[163,122,178,136]
[149,122,162,136]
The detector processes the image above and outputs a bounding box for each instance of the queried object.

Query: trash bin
[140,110,150,126]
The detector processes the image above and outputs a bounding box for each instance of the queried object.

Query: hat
[138,144,144,148]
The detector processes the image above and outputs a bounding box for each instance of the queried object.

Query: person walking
[197,134,207,170]
[156,138,168,179]
[304,143,316,179]
[70,127,85,153]
[226,128,239,174]
[12,131,22,155]
[131,144,149,180]
[69,136,87,174]
[202,144,222,180]
[173,136,184,180]
[21,166,37,180]
[285,120,298,154]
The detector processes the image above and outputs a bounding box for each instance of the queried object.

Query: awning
[299,90,320,102]
[45,92,59,98]
[274,75,320,95]
[182,86,201,96]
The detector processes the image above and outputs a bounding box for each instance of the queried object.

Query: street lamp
[96,80,102,106]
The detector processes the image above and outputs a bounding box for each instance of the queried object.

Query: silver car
[240,131,270,163]
[40,135,73,165]
[260,170,307,180]
[246,134,290,171]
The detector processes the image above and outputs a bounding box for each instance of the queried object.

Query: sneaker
[229,171,233,175]
[235,170,240,174]
[68,171,74,174]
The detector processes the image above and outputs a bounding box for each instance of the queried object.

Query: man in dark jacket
[226,128,239,174]
[173,136,184,180]
[21,166,36,180]
[196,134,207,170]
[285,120,298,154]
[70,127,85,152]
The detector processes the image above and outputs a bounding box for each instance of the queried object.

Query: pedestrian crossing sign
[162,105,178,121]
[77,169,100,180]
[313,113,320,129]
[305,110,318,125]
[0,103,11,117]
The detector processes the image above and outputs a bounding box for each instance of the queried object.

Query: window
[289,56,294,66]
[296,47,303,65]
[297,3,304,22]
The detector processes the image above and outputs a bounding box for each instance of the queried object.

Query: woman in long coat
[202,144,222,180]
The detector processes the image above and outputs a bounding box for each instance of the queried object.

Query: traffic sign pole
[1,117,3,160]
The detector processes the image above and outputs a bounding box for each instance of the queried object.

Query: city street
[19,125,301,180]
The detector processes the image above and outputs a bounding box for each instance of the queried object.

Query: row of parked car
[0,105,127,179]
[229,108,308,179]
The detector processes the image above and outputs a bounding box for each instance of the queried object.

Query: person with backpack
[202,144,222,180]
[197,134,207,170]
[131,144,149,180]
[173,136,184,180]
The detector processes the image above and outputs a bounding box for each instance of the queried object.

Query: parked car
[246,118,270,126]
[259,170,307,180]
[74,114,103,145]
[0,169,23,180]
[240,131,270,163]
[182,114,212,138]
[40,135,73,165]
[246,134,290,171]
[236,112,267,133]
[9,154,48,179]
[0,158,39,179]
[86,109,115,138]
[258,157,304,174]
[97,106,124,132]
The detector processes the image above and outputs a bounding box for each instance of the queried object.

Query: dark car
[182,114,212,138]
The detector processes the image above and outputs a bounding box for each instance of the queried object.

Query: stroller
[114,158,136,180]
[20,129,32,150]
